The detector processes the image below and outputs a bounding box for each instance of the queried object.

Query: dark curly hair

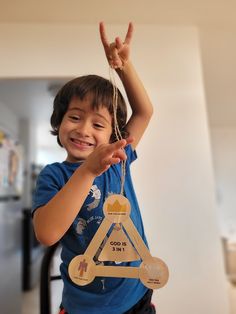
[50,75,128,147]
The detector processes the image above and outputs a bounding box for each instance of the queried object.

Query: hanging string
[109,66,126,195]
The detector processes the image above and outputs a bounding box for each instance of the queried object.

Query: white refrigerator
[0,128,23,313]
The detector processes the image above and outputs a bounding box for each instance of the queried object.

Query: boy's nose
[76,121,90,136]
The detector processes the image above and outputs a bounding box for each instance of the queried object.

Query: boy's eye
[94,123,104,128]
[70,115,80,121]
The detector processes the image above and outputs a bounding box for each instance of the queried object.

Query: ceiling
[0,0,236,25]
[0,0,236,131]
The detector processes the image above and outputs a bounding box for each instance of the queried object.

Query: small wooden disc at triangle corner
[68,254,95,286]
[103,194,131,223]
[98,225,140,262]
[139,257,169,289]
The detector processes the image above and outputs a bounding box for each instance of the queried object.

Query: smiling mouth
[71,138,94,147]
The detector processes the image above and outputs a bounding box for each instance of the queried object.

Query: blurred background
[0,0,236,313]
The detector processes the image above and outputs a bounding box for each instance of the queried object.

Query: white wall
[211,127,236,241]
[0,24,229,314]
[132,26,229,314]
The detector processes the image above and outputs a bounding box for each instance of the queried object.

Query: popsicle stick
[123,218,152,262]
[95,265,139,278]
[84,218,111,257]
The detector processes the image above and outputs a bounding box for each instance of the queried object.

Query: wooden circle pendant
[103,194,131,223]
[68,254,95,286]
[139,257,169,289]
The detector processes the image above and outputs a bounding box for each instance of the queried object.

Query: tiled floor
[22,280,236,314]
[22,280,63,314]
[22,284,39,314]
[22,247,62,314]
[229,283,236,314]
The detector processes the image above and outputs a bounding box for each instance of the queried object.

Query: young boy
[33,22,154,314]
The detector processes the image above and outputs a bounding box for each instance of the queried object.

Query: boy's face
[59,96,113,162]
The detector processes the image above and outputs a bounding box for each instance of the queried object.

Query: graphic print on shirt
[76,218,87,235]
[75,184,103,254]
[86,185,101,211]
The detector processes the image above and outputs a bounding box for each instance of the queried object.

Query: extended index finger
[99,21,110,50]
[109,139,127,151]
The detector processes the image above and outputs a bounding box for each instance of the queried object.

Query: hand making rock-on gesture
[99,22,134,70]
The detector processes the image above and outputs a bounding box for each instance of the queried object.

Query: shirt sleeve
[32,165,62,215]
[125,144,137,165]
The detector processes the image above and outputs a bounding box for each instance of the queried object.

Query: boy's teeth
[73,139,92,146]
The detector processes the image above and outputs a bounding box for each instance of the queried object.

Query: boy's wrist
[116,60,133,76]
[76,162,97,180]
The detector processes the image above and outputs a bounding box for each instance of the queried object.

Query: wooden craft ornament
[69,195,169,289]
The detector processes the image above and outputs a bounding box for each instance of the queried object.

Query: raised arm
[99,22,153,149]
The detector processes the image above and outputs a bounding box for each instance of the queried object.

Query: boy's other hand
[82,137,134,177]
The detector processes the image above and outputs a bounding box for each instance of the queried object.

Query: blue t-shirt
[33,145,148,314]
